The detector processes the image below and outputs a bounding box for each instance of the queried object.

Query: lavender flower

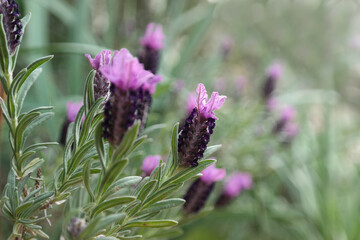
[178,84,226,167]
[138,23,165,74]
[273,105,296,133]
[282,122,298,144]
[100,48,161,146]
[141,155,161,176]
[85,50,112,101]
[183,164,226,214]
[0,0,22,55]
[186,92,197,115]
[262,62,283,100]
[216,172,252,207]
[59,102,83,145]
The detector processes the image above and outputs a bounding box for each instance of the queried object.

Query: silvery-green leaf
[124,219,178,228]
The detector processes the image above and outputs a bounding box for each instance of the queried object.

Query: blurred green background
[2,0,360,239]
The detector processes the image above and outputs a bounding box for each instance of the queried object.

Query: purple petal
[201,164,226,184]
[85,50,112,70]
[223,172,253,197]
[66,101,83,122]
[141,155,161,176]
[140,22,165,50]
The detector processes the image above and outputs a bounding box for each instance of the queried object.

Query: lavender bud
[262,62,283,100]
[67,217,86,238]
[0,0,22,55]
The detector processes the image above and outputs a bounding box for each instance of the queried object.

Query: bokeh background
[2,0,360,239]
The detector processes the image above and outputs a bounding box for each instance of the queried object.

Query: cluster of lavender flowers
[262,62,299,144]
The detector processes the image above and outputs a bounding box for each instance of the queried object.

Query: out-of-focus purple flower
[101,48,162,145]
[186,92,197,115]
[200,164,226,184]
[141,155,161,176]
[266,97,279,112]
[234,75,247,95]
[178,83,226,167]
[223,172,252,197]
[196,83,226,120]
[67,217,86,238]
[215,172,252,208]
[66,102,83,122]
[262,62,284,100]
[85,50,112,101]
[273,105,296,133]
[220,35,234,60]
[183,163,226,214]
[214,78,227,92]
[0,0,22,55]
[85,50,112,70]
[266,62,284,80]
[140,23,165,51]
[138,23,165,74]
[60,101,83,145]
[282,122,298,144]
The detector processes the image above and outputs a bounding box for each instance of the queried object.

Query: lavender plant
[0,3,228,239]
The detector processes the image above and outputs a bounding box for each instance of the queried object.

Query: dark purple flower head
[178,84,226,167]
[273,105,297,134]
[85,50,112,101]
[141,155,161,176]
[101,48,162,145]
[183,163,225,214]
[266,62,283,80]
[0,0,22,55]
[140,23,165,51]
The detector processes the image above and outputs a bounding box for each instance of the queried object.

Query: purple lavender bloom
[66,102,83,122]
[186,92,197,115]
[200,164,226,184]
[0,0,22,55]
[59,102,83,145]
[100,48,161,145]
[273,105,296,133]
[262,62,284,100]
[138,23,165,74]
[183,164,226,214]
[140,23,165,51]
[216,172,252,207]
[85,50,112,101]
[282,122,298,144]
[141,155,161,176]
[178,83,226,167]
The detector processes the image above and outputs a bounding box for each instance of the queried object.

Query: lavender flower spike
[273,105,296,133]
[183,164,226,214]
[0,0,22,55]
[140,22,165,51]
[100,48,161,146]
[85,50,112,101]
[178,83,226,167]
[138,23,165,74]
[262,62,284,100]
[216,172,253,207]
[141,155,161,176]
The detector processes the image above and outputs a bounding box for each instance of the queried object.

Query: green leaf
[119,235,142,239]
[203,144,222,159]
[23,142,58,154]
[15,201,34,216]
[102,176,142,201]
[92,196,136,218]
[138,198,185,215]
[162,159,216,186]
[124,220,178,228]
[112,121,141,162]
[22,158,44,177]
[164,123,179,176]
[83,69,96,114]
[142,183,183,209]
[96,237,120,240]
[99,159,129,196]
[0,15,10,81]
[83,161,95,202]
[17,68,42,114]
[0,97,12,127]
[12,55,53,95]
[137,180,157,201]
[95,121,106,170]
[67,139,95,174]
[23,112,54,141]
[79,213,126,240]
[73,106,85,148]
